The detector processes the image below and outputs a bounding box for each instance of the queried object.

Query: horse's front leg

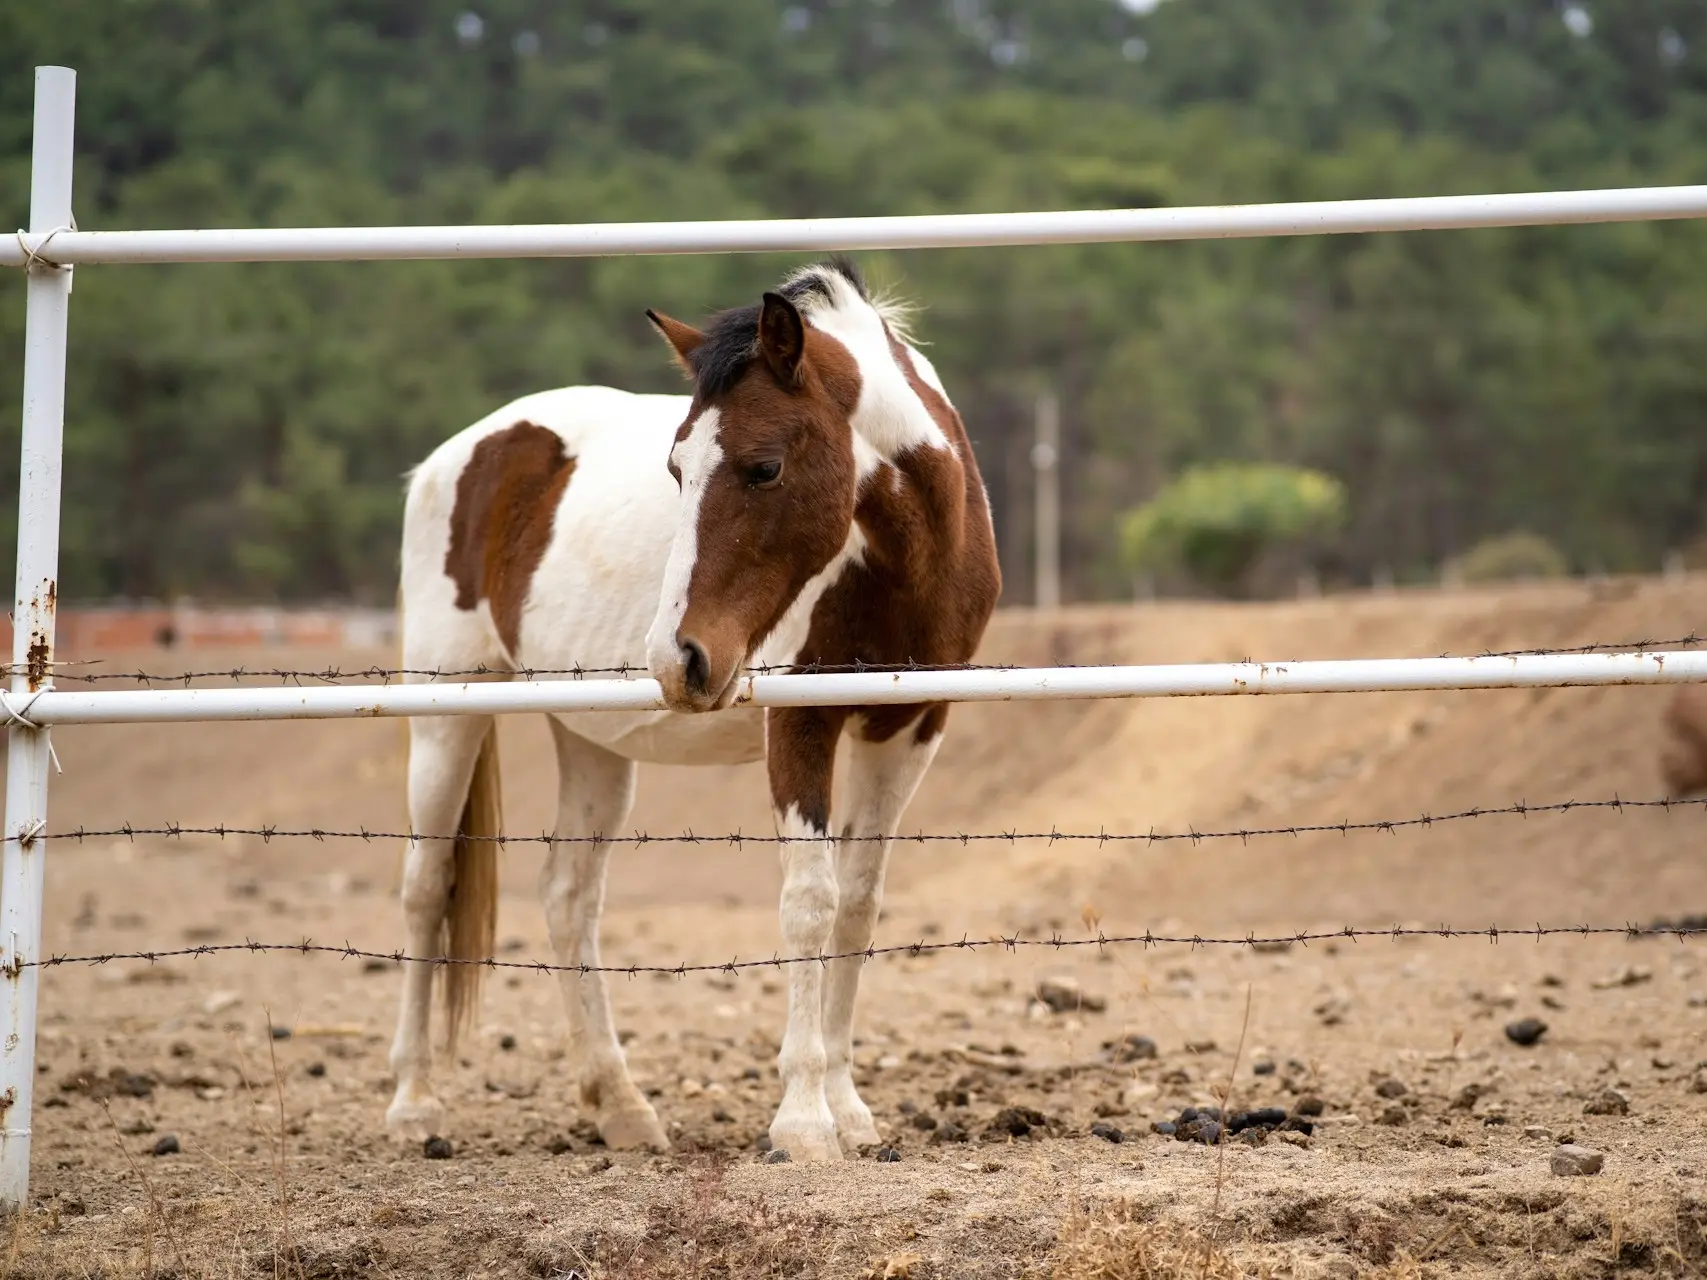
[765,707,846,1162]
[821,707,946,1148]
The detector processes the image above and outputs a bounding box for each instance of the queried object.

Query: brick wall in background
[0,605,398,660]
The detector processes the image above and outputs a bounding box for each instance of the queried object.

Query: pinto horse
[385,259,1000,1162]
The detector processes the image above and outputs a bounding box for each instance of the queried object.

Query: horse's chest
[553,707,766,766]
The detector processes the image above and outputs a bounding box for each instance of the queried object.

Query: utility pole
[1031,390,1060,610]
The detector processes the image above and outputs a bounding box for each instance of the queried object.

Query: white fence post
[1,65,76,1211]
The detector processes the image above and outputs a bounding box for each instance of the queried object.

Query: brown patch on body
[767,708,847,832]
[445,422,575,656]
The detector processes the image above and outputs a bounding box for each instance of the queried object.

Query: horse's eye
[746,460,783,488]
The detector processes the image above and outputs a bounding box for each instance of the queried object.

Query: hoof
[836,1115,881,1149]
[769,1118,843,1164]
[828,1087,880,1149]
[385,1093,446,1144]
[599,1104,670,1153]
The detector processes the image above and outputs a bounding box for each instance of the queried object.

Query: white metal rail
[8,185,1707,267]
[10,62,1707,1210]
[11,651,1707,725]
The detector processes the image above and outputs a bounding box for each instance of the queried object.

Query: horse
[384,258,1001,1162]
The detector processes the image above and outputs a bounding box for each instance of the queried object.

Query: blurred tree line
[2,0,1707,603]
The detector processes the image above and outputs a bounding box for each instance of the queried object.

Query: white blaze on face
[645,408,723,681]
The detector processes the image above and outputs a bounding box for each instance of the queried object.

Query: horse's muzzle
[652,633,740,713]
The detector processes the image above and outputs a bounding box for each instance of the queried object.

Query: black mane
[688,257,869,399]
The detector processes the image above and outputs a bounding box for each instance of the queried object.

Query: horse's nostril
[681,638,711,695]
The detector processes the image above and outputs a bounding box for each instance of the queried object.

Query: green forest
[4,0,1707,604]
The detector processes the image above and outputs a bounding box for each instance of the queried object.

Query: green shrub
[1120,463,1347,597]
[1442,531,1569,584]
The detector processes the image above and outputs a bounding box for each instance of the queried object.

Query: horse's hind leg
[386,712,494,1142]
[541,718,667,1151]
[821,710,946,1148]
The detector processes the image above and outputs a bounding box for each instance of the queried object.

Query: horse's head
[642,273,866,712]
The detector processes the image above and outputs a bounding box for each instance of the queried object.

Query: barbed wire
[27,921,1707,978]
[12,632,1707,687]
[35,793,1707,849]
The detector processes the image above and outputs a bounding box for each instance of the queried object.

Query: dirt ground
[10,575,1707,1278]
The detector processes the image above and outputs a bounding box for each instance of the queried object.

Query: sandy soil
[9,575,1707,1278]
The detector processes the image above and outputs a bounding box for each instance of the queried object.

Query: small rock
[711,1107,733,1123]
[680,1079,703,1098]
[116,1073,154,1100]
[1505,1018,1548,1047]
[910,1113,938,1131]
[1550,1143,1604,1176]
[763,1148,792,1164]
[875,1147,901,1163]
[1194,1120,1222,1145]
[1151,1121,1177,1136]
[1376,1105,1408,1126]
[1236,1127,1268,1146]
[987,1106,1049,1138]
[1279,1117,1315,1136]
[1524,1125,1553,1140]
[1184,1039,1217,1054]
[930,1122,969,1144]
[1108,1034,1159,1063]
[169,1042,194,1059]
[1582,1088,1630,1117]
[1252,1060,1276,1076]
[1228,1107,1287,1133]
[361,958,395,974]
[935,1087,970,1109]
[1450,1083,1489,1111]
[1276,1129,1310,1148]
[1035,977,1106,1015]
[1375,1078,1408,1099]
[306,1062,326,1078]
[1088,1122,1124,1144]
[1592,965,1652,990]
[499,1034,517,1052]
[898,1099,918,1115]
[150,1135,179,1157]
[423,1136,454,1160]
[269,1026,291,1041]
[1293,1097,1326,1118]
[1313,995,1351,1026]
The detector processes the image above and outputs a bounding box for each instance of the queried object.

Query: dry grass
[1041,1200,1437,1280]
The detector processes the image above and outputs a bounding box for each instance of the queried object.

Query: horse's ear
[757,291,806,388]
[646,309,704,378]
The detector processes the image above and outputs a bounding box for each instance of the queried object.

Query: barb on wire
[28,921,1707,977]
[11,632,1707,687]
[35,793,1707,849]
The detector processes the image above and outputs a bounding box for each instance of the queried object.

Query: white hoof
[599,1102,670,1152]
[770,1109,843,1163]
[827,1082,880,1149]
[385,1091,446,1144]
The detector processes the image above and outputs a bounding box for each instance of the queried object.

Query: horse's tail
[443,723,502,1050]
